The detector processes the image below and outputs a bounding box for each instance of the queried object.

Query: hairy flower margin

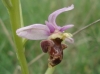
[16,4,74,43]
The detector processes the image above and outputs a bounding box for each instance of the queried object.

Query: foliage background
[0,0,100,74]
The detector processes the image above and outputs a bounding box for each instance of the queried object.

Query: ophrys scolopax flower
[16,4,74,66]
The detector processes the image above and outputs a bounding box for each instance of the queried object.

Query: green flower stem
[45,66,55,74]
[2,0,29,74]
[2,0,12,9]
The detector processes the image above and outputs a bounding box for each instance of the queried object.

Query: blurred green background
[0,0,100,74]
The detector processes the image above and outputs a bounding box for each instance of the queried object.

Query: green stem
[2,0,29,74]
[2,0,12,9]
[45,66,55,74]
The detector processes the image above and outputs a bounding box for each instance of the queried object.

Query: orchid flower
[16,4,74,43]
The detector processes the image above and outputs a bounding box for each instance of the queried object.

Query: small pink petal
[45,21,55,33]
[60,24,74,32]
[48,4,74,28]
[16,24,50,40]
[65,37,74,43]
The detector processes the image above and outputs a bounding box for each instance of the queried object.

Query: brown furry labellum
[40,38,67,66]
